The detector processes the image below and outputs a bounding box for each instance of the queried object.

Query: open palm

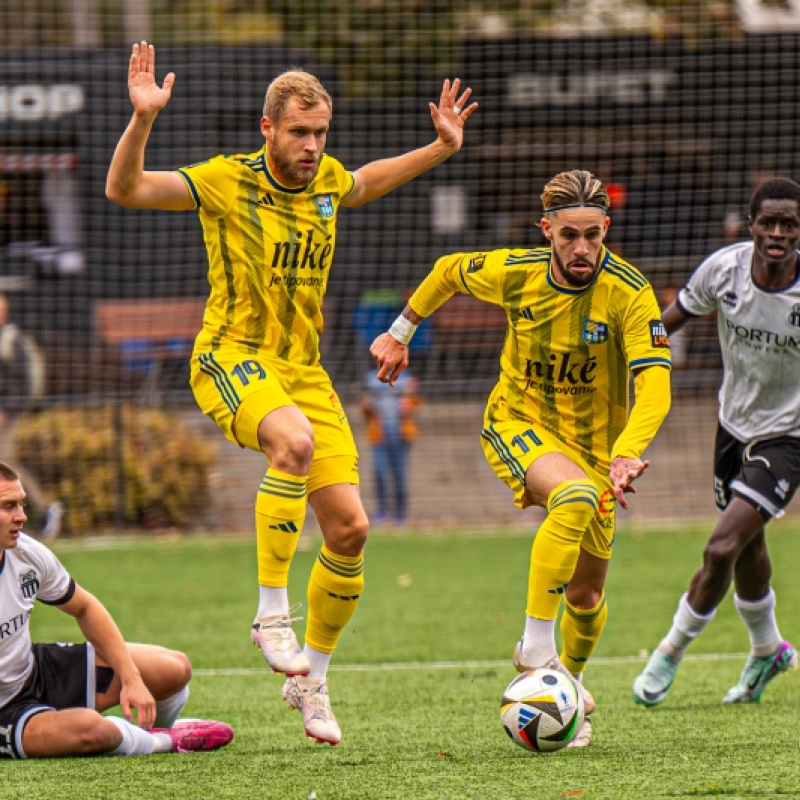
[128,41,175,116]
[429,77,477,152]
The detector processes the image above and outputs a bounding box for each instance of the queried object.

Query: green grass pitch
[5,521,800,799]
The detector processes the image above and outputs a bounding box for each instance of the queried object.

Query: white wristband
[389,314,418,345]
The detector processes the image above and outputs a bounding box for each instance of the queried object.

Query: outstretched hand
[370,332,409,386]
[609,456,649,510]
[128,41,175,118]
[429,78,478,153]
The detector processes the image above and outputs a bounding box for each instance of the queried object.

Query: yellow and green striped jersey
[177,146,354,365]
[409,245,672,467]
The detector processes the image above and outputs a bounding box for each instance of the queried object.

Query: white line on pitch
[194,652,750,677]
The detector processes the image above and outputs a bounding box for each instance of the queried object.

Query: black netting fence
[2,2,797,531]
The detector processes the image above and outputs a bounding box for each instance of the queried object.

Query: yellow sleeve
[323,153,356,201]
[407,252,468,317]
[176,155,239,217]
[610,365,671,461]
[408,251,504,318]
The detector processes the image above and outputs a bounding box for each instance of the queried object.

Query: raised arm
[343,78,477,207]
[106,41,193,210]
[60,584,158,729]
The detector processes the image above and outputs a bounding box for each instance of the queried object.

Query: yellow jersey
[177,146,354,365]
[409,246,671,468]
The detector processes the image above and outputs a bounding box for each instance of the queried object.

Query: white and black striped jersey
[0,534,74,708]
[678,241,800,442]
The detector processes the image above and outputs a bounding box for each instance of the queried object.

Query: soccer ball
[500,667,585,753]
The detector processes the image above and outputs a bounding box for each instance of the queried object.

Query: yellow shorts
[190,347,359,494]
[480,417,616,559]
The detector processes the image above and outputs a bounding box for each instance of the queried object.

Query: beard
[553,250,599,287]
[269,142,320,188]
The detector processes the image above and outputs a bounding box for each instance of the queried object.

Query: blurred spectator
[0,293,62,539]
[360,370,421,526]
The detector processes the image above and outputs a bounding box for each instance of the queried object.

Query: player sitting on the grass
[633,177,800,708]
[0,461,234,759]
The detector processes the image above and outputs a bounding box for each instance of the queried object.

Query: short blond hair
[263,69,332,121]
[0,462,20,483]
[541,170,609,214]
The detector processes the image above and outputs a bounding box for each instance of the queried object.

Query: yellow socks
[526,480,599,620]
[305,544,364,653]
[255,469,307,587]
[560,593,608,677]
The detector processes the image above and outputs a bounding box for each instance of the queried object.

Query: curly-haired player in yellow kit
[371,169,672,748]
[106,41,477,745]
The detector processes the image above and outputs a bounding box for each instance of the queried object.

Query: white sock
[106,716,162,756]
[661,593,715,657]
[155,685,189,728]
[257,586,289,619]
[303,646,332,679]
[521,616,558,667]
[734,589,781,656]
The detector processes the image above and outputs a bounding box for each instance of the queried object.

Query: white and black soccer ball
[500,667,585,753]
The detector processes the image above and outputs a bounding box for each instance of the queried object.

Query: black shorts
[0,643,114,759]
[714,425,800,520]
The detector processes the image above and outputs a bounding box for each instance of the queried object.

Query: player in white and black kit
[0,461,234,758]
[633,176,800,707]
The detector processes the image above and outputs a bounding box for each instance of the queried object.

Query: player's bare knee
[168,649,192,689]
[267,429,315,474]
[328,513,368,555]
[565,584,602,610]
[78,716,124,754]
[702,536,740,573]
[152,649,192,698]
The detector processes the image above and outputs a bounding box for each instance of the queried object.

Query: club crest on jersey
[19,570,39,600]
[582,318,609,344]
[789,304,800,329]
[314,194,334,218]
[467,254,486,273]
[649,319,670,347]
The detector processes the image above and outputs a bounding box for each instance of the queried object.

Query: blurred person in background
[371,169,672,747]
[106,41,477,745]
[360,369,421,526]
[0,461,234,759]
[0,293,62,540]
[633,176,800,708]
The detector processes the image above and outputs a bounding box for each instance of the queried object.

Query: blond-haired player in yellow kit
[106,41,477,746]
[371,169,672,748]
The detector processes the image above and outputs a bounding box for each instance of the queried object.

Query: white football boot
[251,603,310,676]
[282,676,342,746]
[513,639,596,715]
